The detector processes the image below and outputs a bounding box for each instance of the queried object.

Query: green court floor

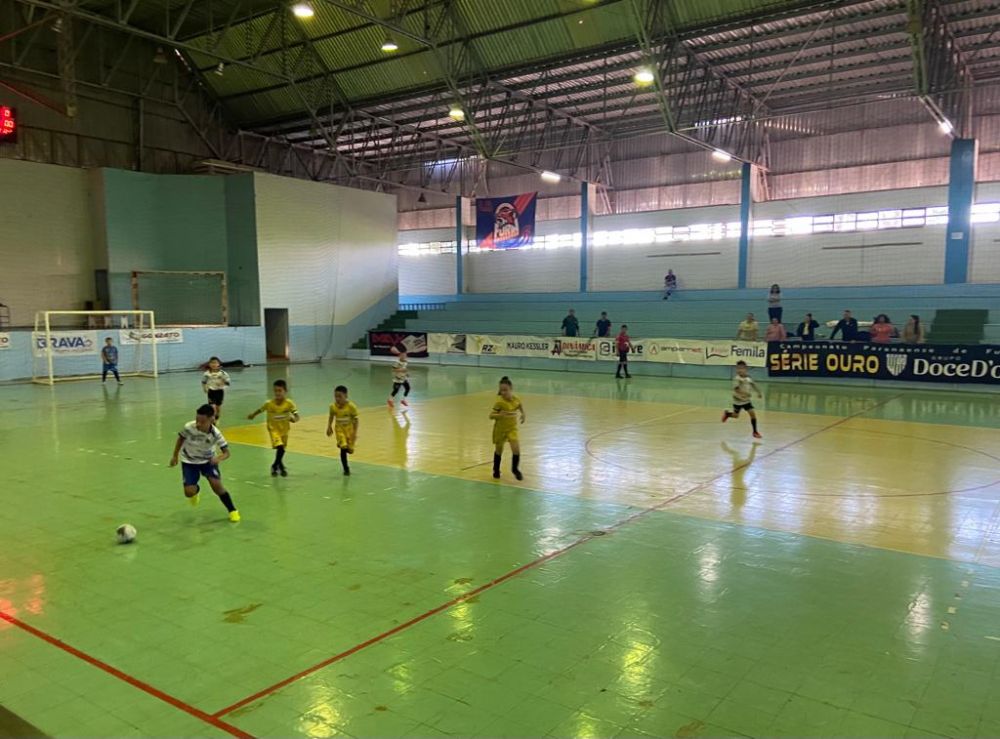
[1,361,999,738]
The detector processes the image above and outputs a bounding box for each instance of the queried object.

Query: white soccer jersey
[392,359,409,382]
[732,375,758,404]
[178,421,228,464]
[202,369,231,391]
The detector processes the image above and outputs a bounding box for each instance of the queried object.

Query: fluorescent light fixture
[214,62,225,76]
[711,149,732,162]
[291,2,314,18]
[633,68,655,85]
[381,37,399,52]
[448,105,465,121]
[540,170,561,183]
[938,119,954,134]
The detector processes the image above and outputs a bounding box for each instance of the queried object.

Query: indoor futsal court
[3,362,1000,738]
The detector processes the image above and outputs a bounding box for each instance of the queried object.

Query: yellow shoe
[188,493,200,507]
[228,510,241,523]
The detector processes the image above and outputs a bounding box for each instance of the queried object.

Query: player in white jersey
[169,403,240,522]
[721,360,763,439]
[202,356,231,420]
[387,351,411,409]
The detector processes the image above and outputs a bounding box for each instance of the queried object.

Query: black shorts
[618,349,629,362]
[733,402,754,412]
[207,389,225,406]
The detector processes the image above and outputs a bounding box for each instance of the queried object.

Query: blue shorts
[181,462,221,487]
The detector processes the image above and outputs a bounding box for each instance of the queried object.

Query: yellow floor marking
[223,393,1000,565]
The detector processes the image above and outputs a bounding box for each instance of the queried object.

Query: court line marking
[212,393,901,718]
[0,611,253,739]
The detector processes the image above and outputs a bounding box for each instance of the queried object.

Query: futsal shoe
[752,431,762,439]
[229,510,241,523]
[401,398,409,407]
[721,411,730,423]
[513,470,523,481]
[279,464,288,477]
[492,470,501,479]
[386,399,394,408]
[271,465,279,477]
[188,492,200,507]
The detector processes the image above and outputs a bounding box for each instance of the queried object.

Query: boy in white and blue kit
[202,356,231,420]
[101,337,122,385]
[169,403,240,522]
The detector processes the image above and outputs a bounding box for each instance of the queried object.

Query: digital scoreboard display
[0,106,17,142]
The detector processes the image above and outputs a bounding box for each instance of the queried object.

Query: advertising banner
[428,333,466,355]
[466,335,555,357]
[368,331,429,358]
[119,328,184,345]
[703,341,768,368]
[549,337,597,361]
[475,192,538,249]
[596,338,647,361]
[32,330,98,357]
[644,339,706,365]
[0,332,9,350]
[767,341,1000,385]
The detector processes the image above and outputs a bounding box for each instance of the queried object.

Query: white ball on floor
[116,524,137,544]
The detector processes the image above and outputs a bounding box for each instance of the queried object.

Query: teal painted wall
[224,175,260,326]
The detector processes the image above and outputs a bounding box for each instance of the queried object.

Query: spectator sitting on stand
[902,314,926,344]
[561,309,580,337]
[870,314,895,343]
[736,313,759,342]
[765,317,787,342]
[796,313,820,342]
[829,310,859,342]
[663,270,678,300]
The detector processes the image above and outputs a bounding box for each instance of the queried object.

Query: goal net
[131,270,228,326]
[32,311,158,385]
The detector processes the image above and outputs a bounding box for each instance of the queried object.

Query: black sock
[493,453,501,473]
[751,417,759,432]
[218,491,236,512]
[340,448,349,471]
[512,454,520,473]
[275,446,286,466]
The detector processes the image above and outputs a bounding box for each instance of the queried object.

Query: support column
[579,181,589,293]
[945,138,977,284]
[455,195,464,295]
[738,162,752,289]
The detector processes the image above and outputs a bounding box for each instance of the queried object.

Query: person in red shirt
[615,324,633,379]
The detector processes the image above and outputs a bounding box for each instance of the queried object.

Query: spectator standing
[797,313,820,342]
[765,317,787,342]
[870,314,894,343]
[663,270,678,300]
[902,314,926,344]
[736,313,759,342]
[767,284,783,323]
[594,311,612,338]
[561,309,580,337]
[830,310,859,342]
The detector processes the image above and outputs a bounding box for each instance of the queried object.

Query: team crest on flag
[885,353,908,377]
[476,192,537,249]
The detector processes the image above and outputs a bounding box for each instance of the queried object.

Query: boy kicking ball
[722,360,762,439]
[169,403,241,522]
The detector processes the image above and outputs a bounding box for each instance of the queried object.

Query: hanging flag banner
[476,192,538,249]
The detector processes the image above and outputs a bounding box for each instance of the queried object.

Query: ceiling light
[381,37,399,52]
[633,68,655,85]
[153,47,168,64]
[214,62,225,77]
[291,2,314,18]
[448,105,465,121]
[540,170,561,183]
[711,149,732,162]
[938,119,954,134]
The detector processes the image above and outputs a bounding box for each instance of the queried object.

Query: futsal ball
[116,524,137,544]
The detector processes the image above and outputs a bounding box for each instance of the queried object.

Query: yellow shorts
[268,428,289,448]
[492,426,518,446]
[335,425,355,451]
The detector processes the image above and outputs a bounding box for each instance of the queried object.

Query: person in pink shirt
[765,317,787,342]
[615,324,633,379]
[870,314,894,343]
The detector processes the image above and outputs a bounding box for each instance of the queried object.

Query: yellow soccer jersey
[258,398,299,434]
[329,401,359,427]
[492,394,522,437]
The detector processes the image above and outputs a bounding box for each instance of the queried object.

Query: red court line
[214,395,900,718]
[0,611,254,739]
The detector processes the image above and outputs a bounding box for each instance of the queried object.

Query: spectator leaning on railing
[594,311,612,338]
[829,310,859,341]
[736,313,759,342]
[796,313,820,342]
[561,309,580,337]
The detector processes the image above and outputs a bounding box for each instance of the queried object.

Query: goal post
[32,310,158,385]
[130,270,228,326]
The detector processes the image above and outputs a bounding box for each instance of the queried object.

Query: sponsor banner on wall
[767,341,1000,385]
[703,341,768,368]
[119,328,184,345]
[596,338,647,361]
[32,330,98,356]
[466,335,555,357]
[369,331,429,358]
[428,333,467,355]
[0,332,9,350]
[645,339,706,365]
[475,192,538,249]
[549,337,597,361]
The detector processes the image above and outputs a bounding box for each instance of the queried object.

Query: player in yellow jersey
[326,384,359,476]
[490,376,525,480]
[247,379,300,476]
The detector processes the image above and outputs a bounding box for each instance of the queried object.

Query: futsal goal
[32,310,158,385]
[131,270,228,326]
